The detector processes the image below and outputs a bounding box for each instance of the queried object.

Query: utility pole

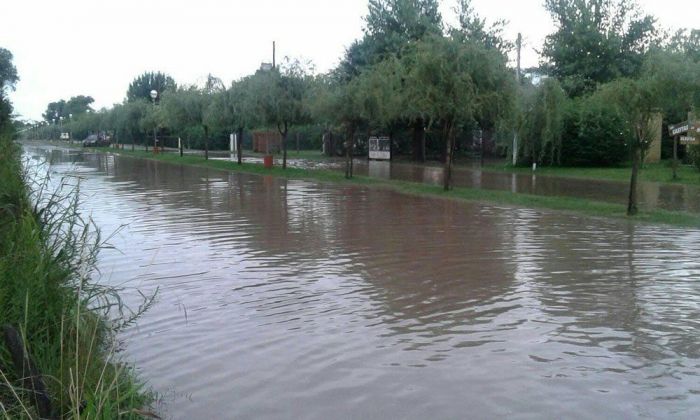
[272,41,276,69]
[512,33,522,166]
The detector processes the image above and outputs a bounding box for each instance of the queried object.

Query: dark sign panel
[669,121,690,136]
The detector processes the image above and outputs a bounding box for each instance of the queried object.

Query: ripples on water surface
[27,146,700,419]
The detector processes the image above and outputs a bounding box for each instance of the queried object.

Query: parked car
[82,134,110,147]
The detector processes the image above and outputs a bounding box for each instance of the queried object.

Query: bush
[561,94,632,166]
[688,144,700,171]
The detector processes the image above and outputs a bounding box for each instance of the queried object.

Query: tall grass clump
[0,136,157,418]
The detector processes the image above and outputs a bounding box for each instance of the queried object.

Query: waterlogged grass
[483,160,700,186]
[0,137,155,418]
[100,148,700,228]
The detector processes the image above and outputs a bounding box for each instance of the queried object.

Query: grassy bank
[483,160,700,186]
[1,138,154,418]
[96,148,700,228]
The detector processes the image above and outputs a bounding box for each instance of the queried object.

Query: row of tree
[24,0,700,213]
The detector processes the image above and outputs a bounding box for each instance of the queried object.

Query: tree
[518,78,568,165]
[336,0,443,82]
[126,72,176,102]
[400,36,480,190]
[541,0,658,96]
[450,0,513,56]
[253,59,311,169]
[206,76,258,164]
[65,95,94,116]
[0,48,18,134]
[0,48,18,93]
[161,86,212,159]
[599,78,660,215]
[43,95,94,122]
[667,29,700,63]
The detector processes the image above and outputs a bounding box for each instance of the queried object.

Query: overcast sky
[3,0,695,121]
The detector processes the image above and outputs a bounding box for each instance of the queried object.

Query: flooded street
[27,145,700,418]
[210,152,700,213]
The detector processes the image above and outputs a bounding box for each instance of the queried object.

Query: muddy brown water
[210,154,700,213]
[26,145,700,418]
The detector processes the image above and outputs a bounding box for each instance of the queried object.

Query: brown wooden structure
[253,131,281,154]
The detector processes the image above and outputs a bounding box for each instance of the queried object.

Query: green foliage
[0,47,19,92]
[0,137,154,417]
[0,47,18,136]
[687,144,700,171]
[541,0,658,96]
[668,29,700,63]
[561,92,632,166]
[450,0,513,56]
[126,71,176,103]
[642,49,700,124]
[251,59,312,135]
[519,78,569,165]
[336,0,442,81]
[42,95,94,122]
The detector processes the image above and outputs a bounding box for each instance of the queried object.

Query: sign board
[60,132,70,140]
[229,133,237,152]
[669,122,690,136]
[369,136,391,160]
[680,136,699,145]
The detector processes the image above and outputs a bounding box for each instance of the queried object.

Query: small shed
[253,131,281,154]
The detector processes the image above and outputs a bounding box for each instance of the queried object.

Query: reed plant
[0,136,157,418]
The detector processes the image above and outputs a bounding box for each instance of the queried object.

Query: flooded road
[211,152,700,213]
[27,145,700,418]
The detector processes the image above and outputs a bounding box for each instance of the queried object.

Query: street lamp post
[59,116,64,141]
[150,89,158,154]
[68,113,73,144]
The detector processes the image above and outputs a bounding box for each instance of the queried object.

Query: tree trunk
[627,147,641,216]
[412,119,426,162]
[443,122,455,191]
[237,127,243,165]
[280,122,288,170]
[345,123,355,179]
[296,132,300,153]
[204,125,209,160]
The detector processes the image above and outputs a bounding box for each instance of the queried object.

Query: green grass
[482,160,700,186]
[1,137,155,418]
[95,148,700,228]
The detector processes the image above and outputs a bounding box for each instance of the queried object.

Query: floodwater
[25,144,700,418]
[212,152,700,213]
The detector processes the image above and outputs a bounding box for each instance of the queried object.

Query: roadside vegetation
[1,49,155,419]
[20,0,700,218]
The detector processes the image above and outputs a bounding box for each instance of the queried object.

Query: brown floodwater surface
[26,145,700,419]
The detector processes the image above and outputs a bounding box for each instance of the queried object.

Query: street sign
[680,136,699,145]
[669,121,690,136]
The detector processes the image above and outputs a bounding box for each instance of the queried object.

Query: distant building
[260,62,273,72]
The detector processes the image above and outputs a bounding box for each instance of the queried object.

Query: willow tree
[519,78,568,165]
[400,35,513,190]
[253,59,311,169]
[206,77,258,165]
[161,86,212,159]
[599,78,660,215]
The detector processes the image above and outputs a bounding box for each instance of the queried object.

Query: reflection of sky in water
[24,144,700,419]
